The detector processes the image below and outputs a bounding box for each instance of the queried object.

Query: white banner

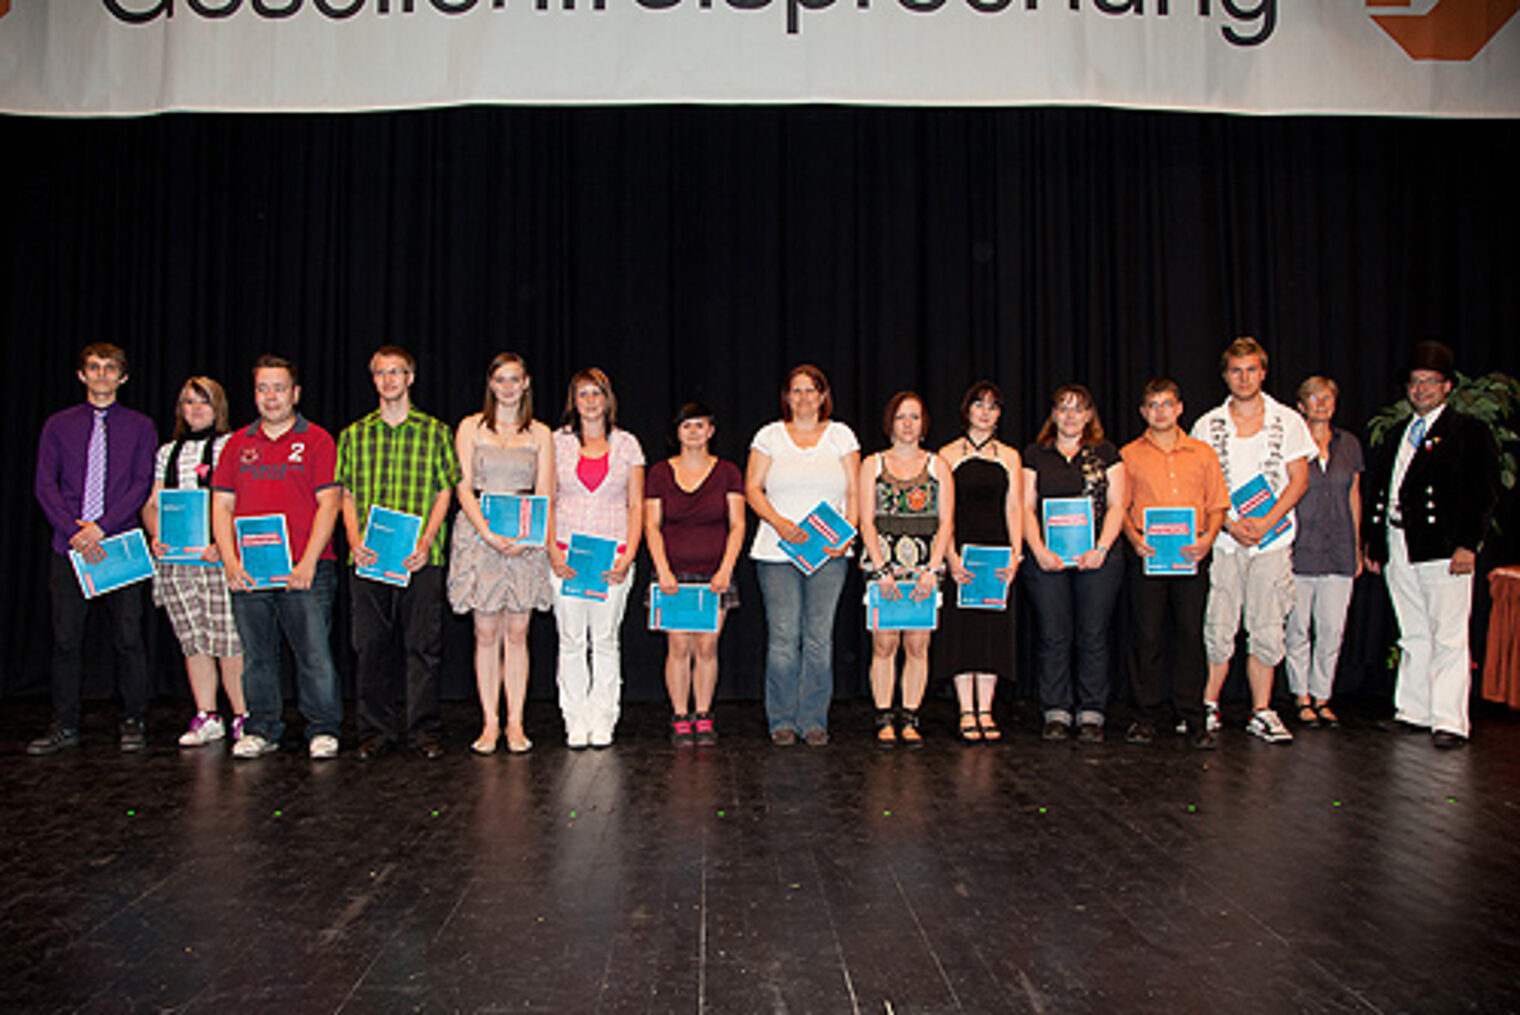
[0,1,1516,116]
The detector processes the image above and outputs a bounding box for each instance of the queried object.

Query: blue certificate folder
[357,506,422,588]
[1143,507,1198,576]
[649,584,721,633]
[957,544,1013,610]
[562,533,618,601]
[779,500,857,575]
[867,582,939,631]
[1230,474,1290,550]
[234,514,292,589]
[158,488,215,565]
[1042,497,1095,567]
[481,493,548,547]
[70,528,155,599]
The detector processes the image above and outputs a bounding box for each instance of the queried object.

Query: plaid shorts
[152,562,243,658]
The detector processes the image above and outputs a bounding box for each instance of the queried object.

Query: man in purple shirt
[29,344,157,755]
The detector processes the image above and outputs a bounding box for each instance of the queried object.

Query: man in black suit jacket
[1364,342,1499,748]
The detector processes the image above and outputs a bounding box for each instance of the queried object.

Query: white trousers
[1386,529,1473,736]
[551,563,634,738]
[1284,574,1354,701]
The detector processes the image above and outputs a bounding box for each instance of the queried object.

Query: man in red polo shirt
[211,355,343,759]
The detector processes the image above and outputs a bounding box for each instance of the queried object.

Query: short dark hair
[674,401,714,429]
[670,401,716,447]
[1140,378,1181,405]
[780,364,833,422]
[882,391,929,442]
[78,343,128,376]
[959,381,1004,432]
[370,346,416,375]
[252,354,298,386]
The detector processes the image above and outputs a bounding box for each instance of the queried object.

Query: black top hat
[1407,341,1455,381]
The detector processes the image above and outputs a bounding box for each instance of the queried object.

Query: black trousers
[350,564,444,743]
[48,553,149,729]
[1124,546,1209,730]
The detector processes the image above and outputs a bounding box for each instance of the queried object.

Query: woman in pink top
[548,368,645,748]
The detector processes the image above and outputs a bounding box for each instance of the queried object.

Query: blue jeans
[756,557,848,734]
[231,560,343,744]
[1021,551,1123,725]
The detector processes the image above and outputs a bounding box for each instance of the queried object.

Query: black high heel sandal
[875,709,897,747]
[899,708,923,748]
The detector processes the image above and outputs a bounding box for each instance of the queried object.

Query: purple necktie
[81,409,106,522]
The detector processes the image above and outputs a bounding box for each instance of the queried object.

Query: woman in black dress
[938,382,1023,741]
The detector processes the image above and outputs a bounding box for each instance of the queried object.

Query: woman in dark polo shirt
[645,402,746,746]
[1285,376,1363,728]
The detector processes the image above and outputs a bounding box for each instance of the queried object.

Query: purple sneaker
[230,714,248,742]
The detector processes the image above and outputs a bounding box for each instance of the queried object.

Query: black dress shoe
[412,736,445,760]
[27,723,80,756]
[1432,730,1468,750]
[1191,728,1218,751]
[119,717,147,753]
[1124,721,1154,745]
[356,737,393,760]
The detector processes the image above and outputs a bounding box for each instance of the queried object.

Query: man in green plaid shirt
[338,346,461,759]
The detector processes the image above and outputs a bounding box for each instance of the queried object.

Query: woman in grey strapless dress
[450,352,555,755]
[449,443,554,615]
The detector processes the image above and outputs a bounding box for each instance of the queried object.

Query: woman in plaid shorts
[141,377,246,746]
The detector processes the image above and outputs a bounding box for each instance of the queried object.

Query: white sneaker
[309,733,340,759]
[178,712,225,747]
[1247,708,1294,744]
[589,727,614,748]
[1204,701,1222,733]
[232,733,278,758]
[566,725,590,749]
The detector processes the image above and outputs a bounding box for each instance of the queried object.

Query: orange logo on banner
[1368,0,1519,60]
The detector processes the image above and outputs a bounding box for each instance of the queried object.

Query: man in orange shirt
[1120,379,1229,748]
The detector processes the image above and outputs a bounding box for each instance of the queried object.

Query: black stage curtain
[3,106,1517,709]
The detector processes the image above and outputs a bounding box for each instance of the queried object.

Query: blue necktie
[1407,416,1427,450]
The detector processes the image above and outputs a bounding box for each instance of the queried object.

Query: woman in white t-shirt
[745,365,859,746]
[140,377,246,748]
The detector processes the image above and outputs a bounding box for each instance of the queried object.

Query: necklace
[965,431,996,452]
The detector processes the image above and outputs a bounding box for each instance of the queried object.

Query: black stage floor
[4,698,1520,1014]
